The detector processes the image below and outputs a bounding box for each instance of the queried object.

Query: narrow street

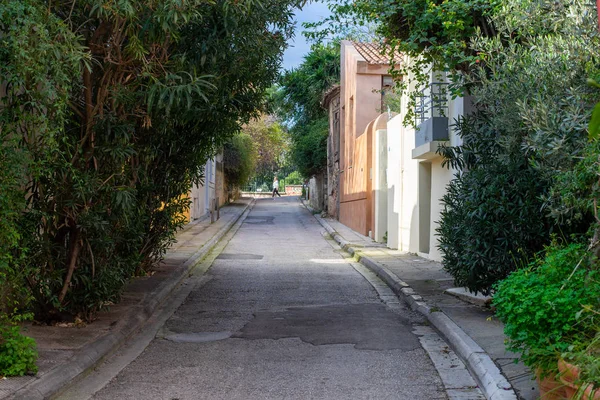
[63,197,453,399]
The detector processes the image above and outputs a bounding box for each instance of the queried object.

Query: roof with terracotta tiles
[352,42,402,65]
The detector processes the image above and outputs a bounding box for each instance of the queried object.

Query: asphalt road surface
[77,197,448,399]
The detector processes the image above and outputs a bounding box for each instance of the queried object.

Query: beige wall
[308,173,325,211]
[325,86,341,219]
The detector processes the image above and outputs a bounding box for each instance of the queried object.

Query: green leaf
[589,102,600,141]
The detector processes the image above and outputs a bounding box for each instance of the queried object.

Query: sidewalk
[1,198,254,400]
[314,214,538,400]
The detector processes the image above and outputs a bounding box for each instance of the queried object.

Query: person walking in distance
[272,176,281,198]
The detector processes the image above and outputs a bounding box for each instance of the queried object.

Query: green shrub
[493,243,600,374]
[437,161,549,294]
[0,318,38,377]
[285,171,303,185]
[291,117,328,178]
[224,133,257,190]
[1,0,299,322]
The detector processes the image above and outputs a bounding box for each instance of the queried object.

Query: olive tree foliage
[0,0,302,321]
[271,44,340,178]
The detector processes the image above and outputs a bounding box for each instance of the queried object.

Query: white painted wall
[386,115,401,249]
[189,158,217,221]
[374,129,387,242]
[387,113,419,253]
[385,67,465,261]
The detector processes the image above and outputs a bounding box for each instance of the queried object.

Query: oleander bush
[0,0,300,326]
[437,159,549,294]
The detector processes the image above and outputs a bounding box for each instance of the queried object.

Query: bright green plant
[285,171,304,185]
[494,243,600,374]
[0,314,38,377]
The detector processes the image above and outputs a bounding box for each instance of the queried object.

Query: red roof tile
[352,42,402,65]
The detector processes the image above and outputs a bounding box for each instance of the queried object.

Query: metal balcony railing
[414,82,450,149]
[414,82,449,126]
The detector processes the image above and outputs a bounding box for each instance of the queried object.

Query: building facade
[328,42,471,262]
[186,153,226,223]
[386,70,472,261]
[338,41,398,237]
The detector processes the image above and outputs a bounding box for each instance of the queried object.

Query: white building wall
[374,128,387,242]
[400,122,420,255]
[386,115,402,249]
[189,158,217,221]
[386,68,465,261]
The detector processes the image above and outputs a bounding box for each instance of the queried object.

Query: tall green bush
[224,133,257,189]
[1,0,300,324]
[437,161,549,294]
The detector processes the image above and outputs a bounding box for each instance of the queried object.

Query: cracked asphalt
[90,197,447,400]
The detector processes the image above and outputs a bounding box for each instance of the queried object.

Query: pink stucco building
[336,41,398,237]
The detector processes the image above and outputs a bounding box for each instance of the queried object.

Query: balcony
[413,83,449,160]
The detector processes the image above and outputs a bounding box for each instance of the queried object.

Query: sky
[281,1,331,72]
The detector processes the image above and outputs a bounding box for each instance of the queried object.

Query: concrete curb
[312,214,518,400]
[11,199,255,400]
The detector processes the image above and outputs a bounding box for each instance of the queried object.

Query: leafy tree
[284,171,304,185]
[292,117,329,178]
[273,44,340,126]
[243,116,289,182]
[272,43,340,179]
[224,133,257,189]
[1,0,302,323]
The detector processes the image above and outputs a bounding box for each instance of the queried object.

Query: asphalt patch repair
[232,303,420,351]
[216,253,264,260]
[243,216,274,225]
